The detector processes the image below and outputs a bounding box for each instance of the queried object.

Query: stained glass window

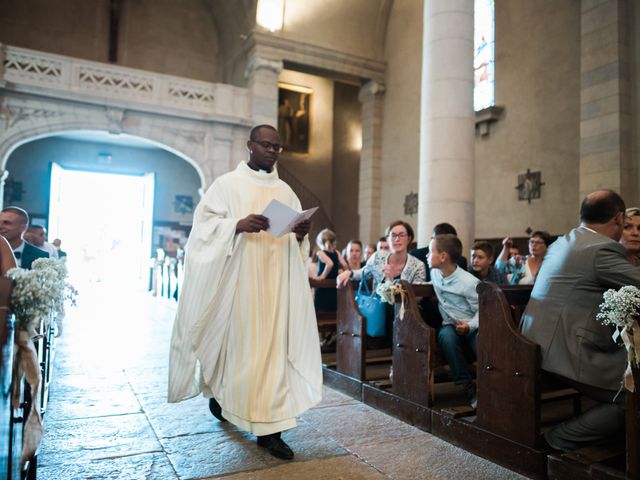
[474,0,495,111]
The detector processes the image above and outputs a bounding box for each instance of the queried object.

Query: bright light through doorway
[48,163,155,291]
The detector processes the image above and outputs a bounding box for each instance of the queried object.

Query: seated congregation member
[337,220,426,287]
[428,234,479,408]
[345,239,364,270]
[469,241,506,283]
[409,222,468,281]
[521,189,640,451]
[376,236,389,252]
[363,243,375,262]
[620,207,640,266]
[337,221,426,340]
[0,207,48,269]
[495,231,551,285]
[314,229,348,312]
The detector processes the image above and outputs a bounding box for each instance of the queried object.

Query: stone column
[245,54,283,127]
[358,80,385,244]
[579,0,633,203]
[417,0,475,251]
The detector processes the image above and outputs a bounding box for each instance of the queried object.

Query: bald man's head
[580,189,626,225]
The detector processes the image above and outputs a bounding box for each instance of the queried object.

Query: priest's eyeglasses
[252,140,284,153]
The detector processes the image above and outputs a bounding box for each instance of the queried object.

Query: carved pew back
[476,282,540,448]
[310,278,339,345]
[392,281,438,407]
[336,280,367,380]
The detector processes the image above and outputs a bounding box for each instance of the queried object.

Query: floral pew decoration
[7,257,77,464]
[597,285,640,393]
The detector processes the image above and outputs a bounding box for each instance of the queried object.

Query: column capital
[244,55,283,79]
[358,80,385,102]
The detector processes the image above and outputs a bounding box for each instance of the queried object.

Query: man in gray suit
[521,189,640,451]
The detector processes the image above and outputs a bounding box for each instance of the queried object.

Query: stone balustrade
[0,44,250,122]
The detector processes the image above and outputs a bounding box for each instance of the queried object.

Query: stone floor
[38,283,527,479]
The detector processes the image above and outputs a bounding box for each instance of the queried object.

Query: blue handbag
[355,274,386,337]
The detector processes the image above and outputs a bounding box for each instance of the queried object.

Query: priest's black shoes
[257,435,294,460]
[208,398,227,422]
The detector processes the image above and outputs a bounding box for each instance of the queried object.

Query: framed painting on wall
[277,82,312,153]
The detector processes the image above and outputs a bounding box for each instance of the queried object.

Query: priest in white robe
[168,125,322,460]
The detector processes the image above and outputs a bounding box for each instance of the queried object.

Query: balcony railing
[0,44,250,121]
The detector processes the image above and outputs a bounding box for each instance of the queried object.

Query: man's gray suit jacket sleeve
[595,244,640,289]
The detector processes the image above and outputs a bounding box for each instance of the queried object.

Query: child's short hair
[471,241,493,259]
[433,234,462,264]
[316,228,337,250]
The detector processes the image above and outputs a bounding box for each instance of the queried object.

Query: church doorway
[48,163,155,289]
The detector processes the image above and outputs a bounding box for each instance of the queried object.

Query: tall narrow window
[474,0,495,111]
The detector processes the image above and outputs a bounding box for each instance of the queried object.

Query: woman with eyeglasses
[337,220,426,287]
[495,230,552,285]
[620,207,640,267]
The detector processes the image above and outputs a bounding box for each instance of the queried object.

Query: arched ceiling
[206,0,393,74]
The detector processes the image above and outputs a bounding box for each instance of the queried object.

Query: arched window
[474,0,495,111]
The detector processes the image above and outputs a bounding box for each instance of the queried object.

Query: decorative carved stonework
[78,65,153,96]
[244,56,283,79]
[0,103,63,129]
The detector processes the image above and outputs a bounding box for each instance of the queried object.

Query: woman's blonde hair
[626,207,640,218]
[316,228,337,251]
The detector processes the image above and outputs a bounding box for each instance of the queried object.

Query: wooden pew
[334,280,391,382]
[309,278,339,354]
[391,281,438,407]
[475,281,542,447]
[335,280,366,380]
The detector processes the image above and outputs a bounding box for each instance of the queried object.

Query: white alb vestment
[168,161,322,435]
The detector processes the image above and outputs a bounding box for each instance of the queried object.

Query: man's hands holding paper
[235,214,309,240]
[292,219,310,242]
[236,214,270,234]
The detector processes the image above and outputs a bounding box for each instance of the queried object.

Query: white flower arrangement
[375,279,405,305]
[597,285,640,333]
[597,286,640,392]
[7,257,77,332]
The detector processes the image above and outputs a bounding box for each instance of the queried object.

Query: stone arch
[0,121,207,194]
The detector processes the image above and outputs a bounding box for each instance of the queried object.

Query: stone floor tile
[45,386,141,421]
[39,413,162,466]
[138,392,237,438]
[38,452,179,480]
[353,434,527,480]
[216,454,390,480]
[162,430,272,479]
[125,367,170,395]
[300,403,426,449]
[312,385,359,409]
